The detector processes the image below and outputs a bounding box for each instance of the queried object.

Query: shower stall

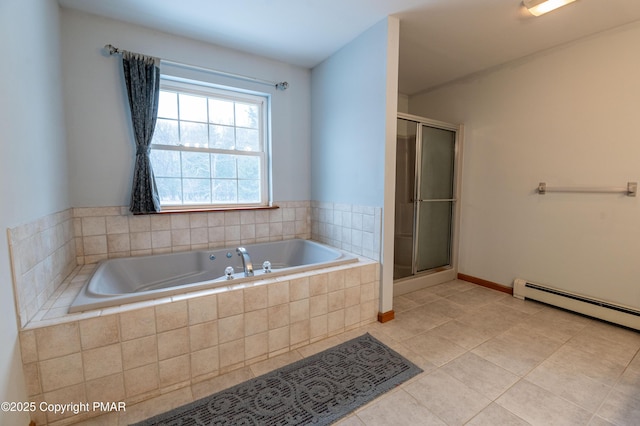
[394,113,462,294]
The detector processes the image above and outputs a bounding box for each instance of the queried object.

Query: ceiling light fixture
[523,0,576,16]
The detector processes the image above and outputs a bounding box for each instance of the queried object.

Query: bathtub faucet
[236,247,254,277]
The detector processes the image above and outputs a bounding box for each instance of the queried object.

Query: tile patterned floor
[73,279,640,425]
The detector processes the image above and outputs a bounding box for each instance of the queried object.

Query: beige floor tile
[597,388,640,426]
[441,352,520,400]
[496,380,592,426]
[456,305,526,337]
[525,357,611,411]
[544,345,626,387]
[402,332,467,367]
[333,414,366,425]
[564,330,639,367]
[426,320,496,350]
[445,286,506,307]
[466,403,531,426]
[472,327,561,376]
[420,298,469,319]
[611,368,640,402]
[404,369,491,425]
[355,388,446,425]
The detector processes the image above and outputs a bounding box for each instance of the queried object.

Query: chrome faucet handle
[225,266,235,280]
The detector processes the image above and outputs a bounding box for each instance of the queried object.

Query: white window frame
[151,76,270,210]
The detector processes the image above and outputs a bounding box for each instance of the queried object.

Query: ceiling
[58,0,640,95]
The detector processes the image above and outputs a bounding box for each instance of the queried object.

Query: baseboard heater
[513,278,640,331]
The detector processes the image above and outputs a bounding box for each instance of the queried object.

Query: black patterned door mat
[131,333,422,426]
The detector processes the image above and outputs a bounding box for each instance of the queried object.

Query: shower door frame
[394,113,463,295]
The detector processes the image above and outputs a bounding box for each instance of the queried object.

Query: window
[150,78,269,209]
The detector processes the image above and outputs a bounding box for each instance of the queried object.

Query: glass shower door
[393,118,417,279]
[415,125,456,272]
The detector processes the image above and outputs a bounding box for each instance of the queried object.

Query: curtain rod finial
[104,44,119,55]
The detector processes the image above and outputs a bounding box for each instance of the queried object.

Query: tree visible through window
[150,78,268,208]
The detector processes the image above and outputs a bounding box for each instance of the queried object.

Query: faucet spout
[236,247,254,277]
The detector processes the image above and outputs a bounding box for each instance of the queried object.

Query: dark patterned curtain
[122,51,161,214]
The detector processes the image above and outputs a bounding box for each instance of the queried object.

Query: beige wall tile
[290,277,309,301]
[290,320,310,346]
[106,216,129,234]
[191,346,219,379]
[310,315,328,340]
[268,281,289,306]
[158,327,189,360]
[219,339,244,369]
[43,383,86,423]
[159,354,191,387]
[268,327,289,354]
[122,335,158,370]
[80,314,120,350]
[119,307,156,341]
[309,274,328,296]
[19,330,38,364]
[83,343,123,381]
[23,362,41,397]
[245,332,268,360]
[244,285,267,312]
[86,373,125,404]
[35,322,81,360]
[345,305,361,328]
[345,267,361,288]
[82,217,106,236]
[124,363,159,398]
[218,314,244,344]
[151,230,171,249]
[107,233,131,253]
[328,310,345,334]
[190,320,218,351]
[82,235,108,257]
[171,229,191,246]
[268,304,289,330]
[188,294,217,325]
[310,295,328,318]
[156,300,188,332]
[290,299,309,324]
[40,352,84,392]
[345,286,361,307]
[328,270,345,292]
[361,264,377,284]
[245,309,268,337]
[130,232,151,251]
[171,214,190,229]
[328,290,345,312]
[151,215,171,231]
[361,282,375,302]
[129,215,151,232]
[217,289,244,318]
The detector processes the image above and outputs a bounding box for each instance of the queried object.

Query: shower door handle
[415,198,457,202]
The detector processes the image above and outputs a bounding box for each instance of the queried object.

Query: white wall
[61,8,311,207]
[311,17,399,314]
[311,18,395,207]
[0,0,70,423]
[411,22,640,309]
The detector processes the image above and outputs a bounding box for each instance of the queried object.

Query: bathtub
[69,239,356,313]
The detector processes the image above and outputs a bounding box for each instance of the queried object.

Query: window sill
[153,205,280,215]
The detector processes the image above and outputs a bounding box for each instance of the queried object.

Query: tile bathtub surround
[20,259,379,426]
[311,201,382,261]
[8,209,77,327]
[73,201,311,264]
